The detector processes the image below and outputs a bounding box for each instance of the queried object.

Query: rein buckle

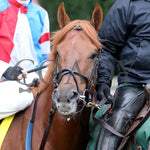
[86,102,102,109]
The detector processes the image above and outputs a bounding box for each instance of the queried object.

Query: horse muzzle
[52,89,80,117]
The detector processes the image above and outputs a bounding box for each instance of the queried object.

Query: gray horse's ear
[90,4,103,32]
[57,2,71,29]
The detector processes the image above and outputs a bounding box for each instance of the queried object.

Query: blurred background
[37,0,114,32]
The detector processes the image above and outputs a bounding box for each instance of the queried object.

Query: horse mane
[33,20,102,95]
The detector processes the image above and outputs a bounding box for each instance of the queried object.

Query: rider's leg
[98,85,146,150]
[0,81,33,119]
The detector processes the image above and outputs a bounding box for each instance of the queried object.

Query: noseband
[53,49,100,103]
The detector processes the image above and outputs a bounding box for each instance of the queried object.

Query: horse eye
[90,53,97,60]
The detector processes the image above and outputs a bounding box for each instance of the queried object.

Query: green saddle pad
[86,105,108,150]
[132,117,150,150]
[86,105,150,150]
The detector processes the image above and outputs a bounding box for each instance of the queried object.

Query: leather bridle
[26,27,102,150]
[53,51,100,103]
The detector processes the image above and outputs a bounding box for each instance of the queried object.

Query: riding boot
[98,86,146,150]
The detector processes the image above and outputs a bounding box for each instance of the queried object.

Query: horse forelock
[51,20,102,52]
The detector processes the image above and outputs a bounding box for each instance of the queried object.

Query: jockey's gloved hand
[95,82,113,104]
[2,66,23,80]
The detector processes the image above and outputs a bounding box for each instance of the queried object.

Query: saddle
[89,83,150,150]
[118,83,150,150]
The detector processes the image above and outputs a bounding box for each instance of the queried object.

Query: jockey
[96,0,150,149]
[0,0,50,119]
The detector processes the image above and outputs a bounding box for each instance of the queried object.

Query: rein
[26,92,40,150]
[26,27,102,150]
[25,91,57,150]
[25,53,100,149]
[39,102,56,150]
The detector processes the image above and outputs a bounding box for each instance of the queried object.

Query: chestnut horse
[1,2,103,150]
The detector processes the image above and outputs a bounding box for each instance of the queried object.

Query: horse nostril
[52,89,59,100]
[68,90,79,101]
[57,98,60,103]
[67,99,70,103]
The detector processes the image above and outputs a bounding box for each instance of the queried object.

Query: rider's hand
[95,82,113,104]
[2,66,27,80]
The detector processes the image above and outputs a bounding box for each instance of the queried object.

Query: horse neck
[47,106,91,150]
[35,85,54,123]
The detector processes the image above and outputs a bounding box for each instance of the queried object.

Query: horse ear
[57,2,71,29]
[90,4,103,32]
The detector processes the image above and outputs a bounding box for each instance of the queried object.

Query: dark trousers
[99,85,146,150]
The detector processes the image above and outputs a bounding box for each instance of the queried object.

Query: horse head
[51,2,103,118]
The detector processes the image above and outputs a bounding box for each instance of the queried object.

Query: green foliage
[39,0,114,32]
